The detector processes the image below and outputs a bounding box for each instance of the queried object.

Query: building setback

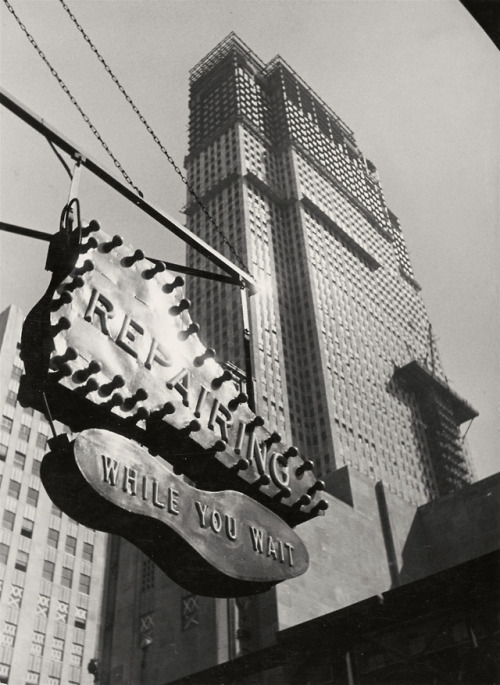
[98,34,487,684]
[0,305,107,685]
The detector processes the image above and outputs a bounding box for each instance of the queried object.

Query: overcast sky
[0,0,498,479]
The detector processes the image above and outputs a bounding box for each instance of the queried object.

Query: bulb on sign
[73,361,102,384]
[99,375,125,397]
[64,276,84,292]
[246,416,265,432]
[103,392,124,409]
[252,473,271,489]
[308,480,325,496]
[193,348,216,368]
[81,219,100,237]
[295,460,314,477]
[228,393,248,411]
[180,419,201,436]
[121,250,144,267]
[142,261,166,279]
[75,378,99,397]
[80,237,98,254]
[51,317,71,337]
[311,499,329,516]
[293,494,312,509]
[230,458,249,473]
[265,432,281,448]
[50,290,73,311]
[101,235,123,253]
[122,388,148,411]
[273,487,292,501]
[73,259,94,276]
[163,276,185,293]
[50,347,78,371]
[169,299,191,316]
[211,369,233,390]
[279,446,299,465]
[178,323,200,341]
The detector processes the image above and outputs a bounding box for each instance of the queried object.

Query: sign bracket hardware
[0,87,257,294]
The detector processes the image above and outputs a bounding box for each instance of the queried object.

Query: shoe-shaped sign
[20,219,328,595]
[42,429,308,597]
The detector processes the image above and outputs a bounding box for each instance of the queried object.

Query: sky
[0,0,498,479]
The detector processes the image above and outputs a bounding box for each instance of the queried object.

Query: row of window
[0,416,48,449]
[2,512,93,561]
[0,544,91,592]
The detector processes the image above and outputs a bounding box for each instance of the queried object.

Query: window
[12,364,22,378]
[79,573,91,595]
[21,518,34,538]
[82,542,94,563]
[31,631,45,657]
[1,415,13,434]
[19,424,31,442]
[8,479,21,499]
[47,528,59,548]
[70,643,83,667]
[2,622,16,647]
[26,487,39,507]
[6,389,17,406]
[65,536,77,555]
[42,560,55,582]
[36,433,47,449]
[74,607,87,630]
[0,443,7,461]
[2,511,15,531]
[14,451,26,470]
[51,637,64,662]
[15,549,29,572]
[61,567,73,588]
[0,543,9,565]
[31,459,41,477]
[51,504,62,518]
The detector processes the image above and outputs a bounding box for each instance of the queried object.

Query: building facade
[0,305,107,685]
[184,33,476,506]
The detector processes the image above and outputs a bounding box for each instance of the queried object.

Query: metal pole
[0,87,257,294]
[240,285,256,413]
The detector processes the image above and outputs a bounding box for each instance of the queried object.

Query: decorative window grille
[182,595,200,631]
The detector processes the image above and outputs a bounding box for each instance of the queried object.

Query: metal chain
[57,0,250,273]
[3,0,144,198]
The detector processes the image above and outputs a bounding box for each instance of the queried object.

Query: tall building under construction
[98,34,489,685]
[185,33,476,506]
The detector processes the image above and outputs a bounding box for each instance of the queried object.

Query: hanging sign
[21,220,328,525]
[42,429,308,597]
[20,218,328,595]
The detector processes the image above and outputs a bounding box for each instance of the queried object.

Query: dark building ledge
[165,550,499,685]
[394,360,478,424]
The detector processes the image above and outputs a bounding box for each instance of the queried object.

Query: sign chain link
[57,0,250,274]
[3,0,144,198]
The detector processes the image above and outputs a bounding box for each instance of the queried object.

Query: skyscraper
[0,305,107,685]
[185,33,476,506]
[99,35,481,683]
